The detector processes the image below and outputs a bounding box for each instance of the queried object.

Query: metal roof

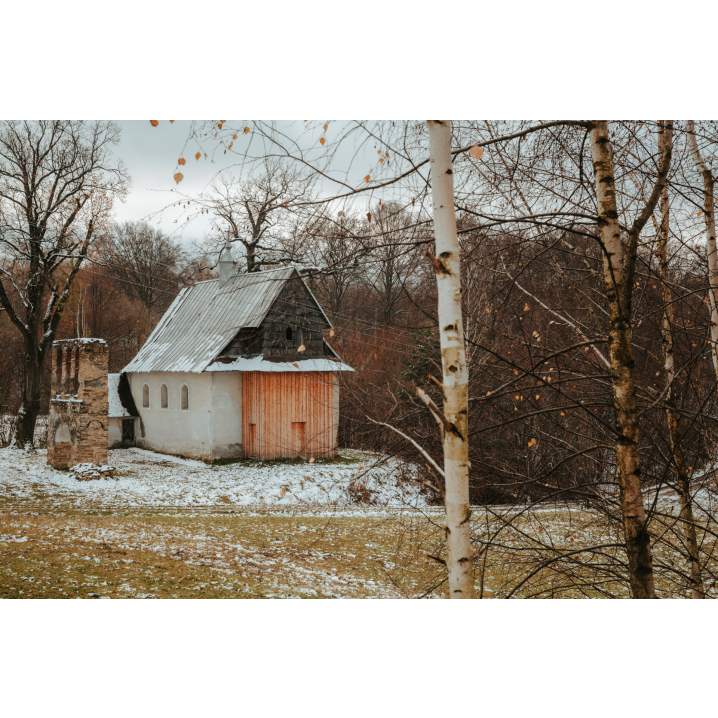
[123,267,325,374]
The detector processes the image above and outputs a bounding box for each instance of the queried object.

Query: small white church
[107,246,352,462]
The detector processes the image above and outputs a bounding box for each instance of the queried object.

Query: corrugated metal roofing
[123,267,313,374]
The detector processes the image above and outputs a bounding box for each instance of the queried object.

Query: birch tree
[656,181,705,598]
[686,120,718,380]
[589,120,673,598]
[426,121,473,598]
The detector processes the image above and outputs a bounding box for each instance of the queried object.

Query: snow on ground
[0,447,428,509]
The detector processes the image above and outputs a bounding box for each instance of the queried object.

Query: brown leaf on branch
[195,152,201,160]
[173,172,184,184]
[150,120,159,127]
[469,144,484,160]
[178,158,186,166]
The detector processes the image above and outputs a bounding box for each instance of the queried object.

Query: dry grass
[0,507,446,599]
[4,503,717,598]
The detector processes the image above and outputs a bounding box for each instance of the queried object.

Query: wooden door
[242,371,336,460]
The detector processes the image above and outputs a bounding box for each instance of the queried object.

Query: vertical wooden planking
[242,370,338,460]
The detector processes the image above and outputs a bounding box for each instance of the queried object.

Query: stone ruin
[47,338,109,470]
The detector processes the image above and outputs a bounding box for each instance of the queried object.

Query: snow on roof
[123,267,327,374]
[108,373,132,417]
[205,357,354,373]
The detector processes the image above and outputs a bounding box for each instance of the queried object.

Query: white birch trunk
[590,120,656,599]
[686,120,718,380]
[657,184,705,598]
[427,120,473,598]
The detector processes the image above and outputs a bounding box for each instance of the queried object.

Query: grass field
[0,507,448,598]
[2,448,717,598]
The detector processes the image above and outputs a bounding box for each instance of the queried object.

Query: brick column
[48,339,110,470]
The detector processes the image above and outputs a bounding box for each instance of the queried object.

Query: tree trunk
[247,242,259,273]
[427,120,473,598]
[590,120,656,599]
[13,337,43,451]
[657,184,705,598]
[686,121,718,379]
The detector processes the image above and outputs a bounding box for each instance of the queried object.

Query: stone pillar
[48,339,110,470]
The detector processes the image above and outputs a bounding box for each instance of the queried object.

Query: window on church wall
[143,384,150,408]
[286,327,293,341]
[181,384,189,411]
[161,384,168,409]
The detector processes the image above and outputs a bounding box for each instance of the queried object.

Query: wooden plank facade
[242,371,337,460]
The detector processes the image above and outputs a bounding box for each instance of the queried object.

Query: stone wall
[47,339,109,470]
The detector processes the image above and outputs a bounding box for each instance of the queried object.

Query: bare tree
[101,220,187,317]
[201,159,315,273]
[361,202,425,325]
[0,121,128,449]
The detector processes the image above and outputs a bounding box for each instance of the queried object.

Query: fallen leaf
[309,458,315,464]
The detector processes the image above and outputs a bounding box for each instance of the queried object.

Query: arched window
[181,384,189,411]
[142,384,150,408]
[286,326,293,340]
[161,384,168,409]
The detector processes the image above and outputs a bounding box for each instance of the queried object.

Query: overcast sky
[112,120,401,247]
[113,121,230,244]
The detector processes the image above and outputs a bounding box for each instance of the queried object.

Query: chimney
[218,241,235,284]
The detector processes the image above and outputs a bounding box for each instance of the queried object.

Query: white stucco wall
[127,371,214,460]
[125,371,242,461]
[210,372,242,459]
[108,418,123,447]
